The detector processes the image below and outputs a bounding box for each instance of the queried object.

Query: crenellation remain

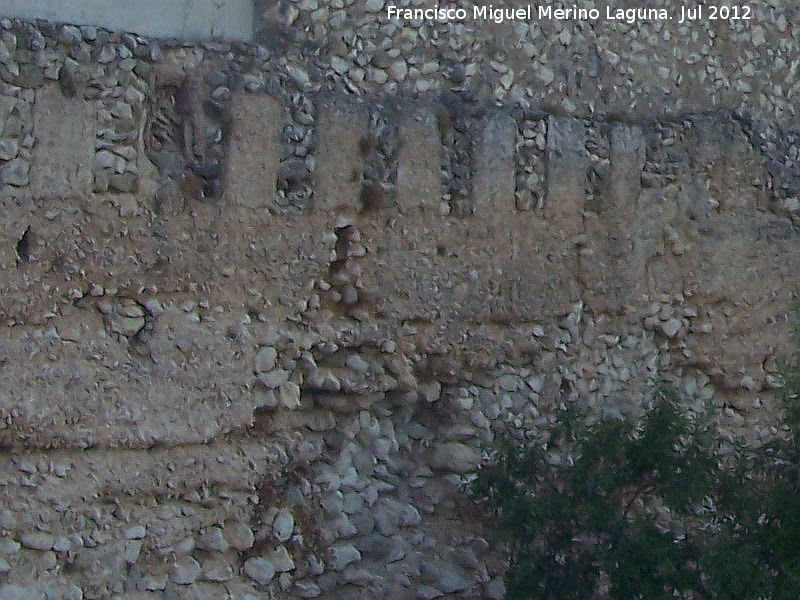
[0,12,797,600]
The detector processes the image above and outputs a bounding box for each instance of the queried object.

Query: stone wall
[0,7,799,600]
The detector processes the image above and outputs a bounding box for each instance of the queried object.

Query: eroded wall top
[0,1,796,126]
[253,0,798,126]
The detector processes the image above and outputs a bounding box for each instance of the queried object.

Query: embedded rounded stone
[430,443,481,473]
[273,508,294,543]
[328,544,361,571]
[498,374,520,392]
[439,570,469,593]
[389,61,408,81]
[295,580,322,598]
[344,354,370,373]
[124,525,146,540]
[197,527,229,552]
[171,556,201,584]
[661,318,682,338]
[94,149,115,169]
[19,532,53,550]
[278,381,301,410]
[258,369,290,389]
[266,546,294,572]
[203,558,233,582]
[111,315,145,336]
[0,139,18,160]
[255,347,278,372]
[244,557,275,586]
[0,159,29,186]
[416,586,443,600]
[398,503,421,527]
[223,522,254,551]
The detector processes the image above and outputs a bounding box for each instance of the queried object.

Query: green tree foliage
[469,384,800,599]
